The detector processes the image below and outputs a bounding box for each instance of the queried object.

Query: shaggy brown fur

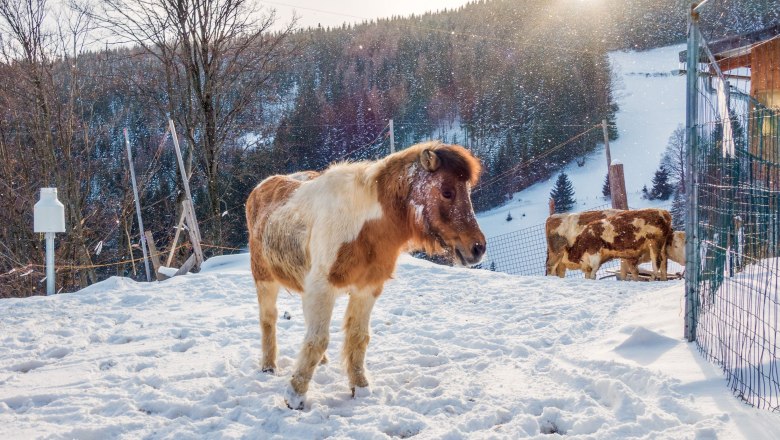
[246,141,484,408]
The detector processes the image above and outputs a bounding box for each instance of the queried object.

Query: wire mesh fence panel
[687,16,780,411]
[482,216,621,279]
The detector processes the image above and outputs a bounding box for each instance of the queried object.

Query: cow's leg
[547,252,563,277]
[286,278,337,410]
[343,287,379,396]
[650,249,659,281]
[658,242,668,281]
[256,280,280,373]
[621,258,640,281]
[619,260,628,281]
[648,244,664,281]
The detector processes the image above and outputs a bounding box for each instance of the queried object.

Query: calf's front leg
[343,288,378,396]
[285,280,336,410]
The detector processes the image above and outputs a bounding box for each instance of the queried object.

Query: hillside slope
[477,44,685,237]
[1,254,778,439]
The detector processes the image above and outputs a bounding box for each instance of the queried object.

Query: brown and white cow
[619,230,686,280]
[246,141,485,409]
[545,209,623,277]
[565,208,674,280]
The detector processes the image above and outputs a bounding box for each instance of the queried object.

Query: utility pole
[389,119,395,154]
[124,129,152,282]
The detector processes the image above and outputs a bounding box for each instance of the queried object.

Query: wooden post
[609,162,628,210]
[144,230,169,281]
[389,119,395,154]
[168,119,204,269]
[166,207,187,267]
[549,198,556,216]
[124,128,152,282]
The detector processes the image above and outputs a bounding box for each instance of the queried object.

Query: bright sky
[258,0,474,30]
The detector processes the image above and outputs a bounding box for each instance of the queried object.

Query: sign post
[34,188,65,295]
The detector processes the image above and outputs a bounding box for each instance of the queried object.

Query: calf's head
[409,146,486,266]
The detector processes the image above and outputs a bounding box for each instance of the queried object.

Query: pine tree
[642,185,649,199]
[550,173,576,213]
[602,173,611,197]
[506,211,513,222]
[670,189,686,230]
[649,165,674,200]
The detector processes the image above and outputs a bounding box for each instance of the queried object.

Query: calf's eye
[442,189,454,199]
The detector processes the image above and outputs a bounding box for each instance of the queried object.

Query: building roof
[679,23,780,69]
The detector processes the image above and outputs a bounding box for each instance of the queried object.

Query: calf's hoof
[351,385,371,398]
[284,386,305,410]
[320,354,328,365]
[261,363,276,374]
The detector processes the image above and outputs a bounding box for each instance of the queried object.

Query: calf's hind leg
[343,288,378,396]
[256,281,280,373]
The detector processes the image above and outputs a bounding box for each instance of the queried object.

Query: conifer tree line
[0,0,775,296]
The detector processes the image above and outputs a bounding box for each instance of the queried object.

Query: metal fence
[685,5,780,411]
[482,222,622,278]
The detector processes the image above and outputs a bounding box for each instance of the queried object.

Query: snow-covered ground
[2,253,779,439]
[477,44,686,237]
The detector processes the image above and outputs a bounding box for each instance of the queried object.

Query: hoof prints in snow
[10,360,45,373]
[42,347,71,359]
[540,420,565,435]
[0,251,755,439]
[172,340,195,353]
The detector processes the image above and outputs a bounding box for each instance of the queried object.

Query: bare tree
[0,0,104,294]
[94,0,296,246]
[661,124,686,193]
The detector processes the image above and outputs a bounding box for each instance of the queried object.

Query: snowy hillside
[2,253,780,439]
[477,45,686,237]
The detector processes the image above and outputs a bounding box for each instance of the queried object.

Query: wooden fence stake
[124,128,152,282]
[168,119,204,269]
[166,207,187,267]
[609,162,629,210]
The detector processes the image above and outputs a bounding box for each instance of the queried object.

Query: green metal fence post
[684,3,701,342]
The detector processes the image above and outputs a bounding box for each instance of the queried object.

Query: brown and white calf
[620,230,686,280]
[246,141,485,409]
[545,209,623,277]
[566,208,674,280]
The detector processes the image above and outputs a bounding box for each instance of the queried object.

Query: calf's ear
[420,149,440,172]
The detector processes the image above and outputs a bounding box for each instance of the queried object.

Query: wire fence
[686,14,780,411]
[479,203,689,280]
[480,222,621,279]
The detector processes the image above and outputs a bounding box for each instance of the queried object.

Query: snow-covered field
[2,253,779,439]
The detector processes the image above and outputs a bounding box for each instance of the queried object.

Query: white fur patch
[278,162,385,271]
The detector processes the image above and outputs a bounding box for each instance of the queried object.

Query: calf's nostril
[472,242,485,258]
